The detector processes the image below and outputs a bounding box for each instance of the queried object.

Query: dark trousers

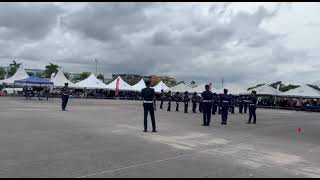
[199,102,203,113]
[212,104,217,115]
[167,101,171,111]
[160,100,164,109]
[244,105,248,113]
[218,106,222,114]
[248,106,256,123]
[61,95,69,110]
[176,102,179,111]
[143,103,156,131]
[231,105,235,114]
[192,103,197,113]
[221,107,228,124]
[184,102,188,113]
[239,105,243,113]
[202,103,212,126]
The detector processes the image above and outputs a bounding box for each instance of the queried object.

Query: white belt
[143,101,153,103]
[203,100,211,102]
[223,101,229,103]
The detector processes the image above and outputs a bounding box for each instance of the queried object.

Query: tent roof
[152,81,170,92]
[189,84,221,94]
[131,79,146,92]
[248,84,281,95]
[0,65,29,84]
[50,68,80,88]
[312,80,320,87]
[15,75,53,85]
[169,83,192,93]
[105,76,134,91]
[76,74,109,89]
[280,84,320,98]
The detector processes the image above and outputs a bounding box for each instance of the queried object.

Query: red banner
[116,78,120,97]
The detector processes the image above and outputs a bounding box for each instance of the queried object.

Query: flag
[116,78,120,97]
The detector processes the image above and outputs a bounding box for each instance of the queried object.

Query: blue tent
[14,75,53,85]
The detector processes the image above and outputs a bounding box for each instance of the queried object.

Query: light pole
[94,58,98,75]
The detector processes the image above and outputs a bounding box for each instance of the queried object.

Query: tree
[8,60,22,77]
[79,72,91,81]
[190,80,196,87]
[177,81,185,85]
[43,63,59,78]
[97,74,104,81]
[0,67,6,80]
[247,83,265,91]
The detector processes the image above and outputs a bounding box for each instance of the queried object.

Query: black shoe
[246,122,251,124]
[152,130,157,132]
[202,124,206,126]
[143,130,147,132]
[253,122,256,124]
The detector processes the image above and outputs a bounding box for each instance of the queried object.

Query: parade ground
[0,97,320,178]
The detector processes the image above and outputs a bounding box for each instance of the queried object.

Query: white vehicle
[0,88,23,95]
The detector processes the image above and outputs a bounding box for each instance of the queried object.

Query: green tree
[8,60,22,77]
[79,72,91,81]
[177,81,185,85]
[97,74,104,81]
[247,83,265,91]
[0,67,6,80]
[43,63,59,78]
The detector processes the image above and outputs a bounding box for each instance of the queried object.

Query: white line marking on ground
[76,152,195,178]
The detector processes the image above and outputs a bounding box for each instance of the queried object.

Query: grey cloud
[0,3,63,40]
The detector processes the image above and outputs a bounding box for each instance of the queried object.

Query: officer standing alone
[184,91,190,113]
[61,83,70,111]
[201,85,213,126]
[238,96,244,114]
[191,92,197,113]
[247,91,258,124]
[220,89,231,125]
[141,81,157,132]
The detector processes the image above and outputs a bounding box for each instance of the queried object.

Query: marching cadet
[201,85,213,126]
[191,92,198,113]
[243,95,248,114]
[247,91,258,124]
[198,94,203,113]
[141,81,157,132]
[218,94,222,114]
[230,94,235,114]
[61,83,71,111]
[219,89,231,125]
[212,93,218,115]
[184,91,190,113]
[160,89,165,109]
[175,92,181,112]
[167,91,172,112]
[238,95,244,114]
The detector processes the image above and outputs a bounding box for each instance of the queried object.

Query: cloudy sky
[0,2,319,88]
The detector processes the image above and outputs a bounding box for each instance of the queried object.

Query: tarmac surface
[0,96,320,178]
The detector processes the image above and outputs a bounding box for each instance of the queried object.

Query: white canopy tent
[76,74,109,89]
[131,79,146,92]
[280,84,320,98]
[152,81,170,93]
[311,80,320,87]
[105,76,134,91]
[248,84,281,96]
[169,83,192,93]
[0,65,29,85]
[50,68,80,88]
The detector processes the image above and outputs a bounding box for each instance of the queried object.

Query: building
[149,75,176,87]
[112,74,143,85]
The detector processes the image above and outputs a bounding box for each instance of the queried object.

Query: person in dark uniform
[218,94,222,115]
[243,95,248,114]
[61,83,70,111]
[198,94,203,113]
[247,91,258,124]
[167,91,172,111]
[175,92,181,112]
[212,93,218,115]
[183,91,190,113]
[238,96,244,114]
[201,85,213,126]
[219,89,231,125]
[230,94,235,114]
[160,89,165,109]
[141,81,157,132]
[191,92,197,113]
